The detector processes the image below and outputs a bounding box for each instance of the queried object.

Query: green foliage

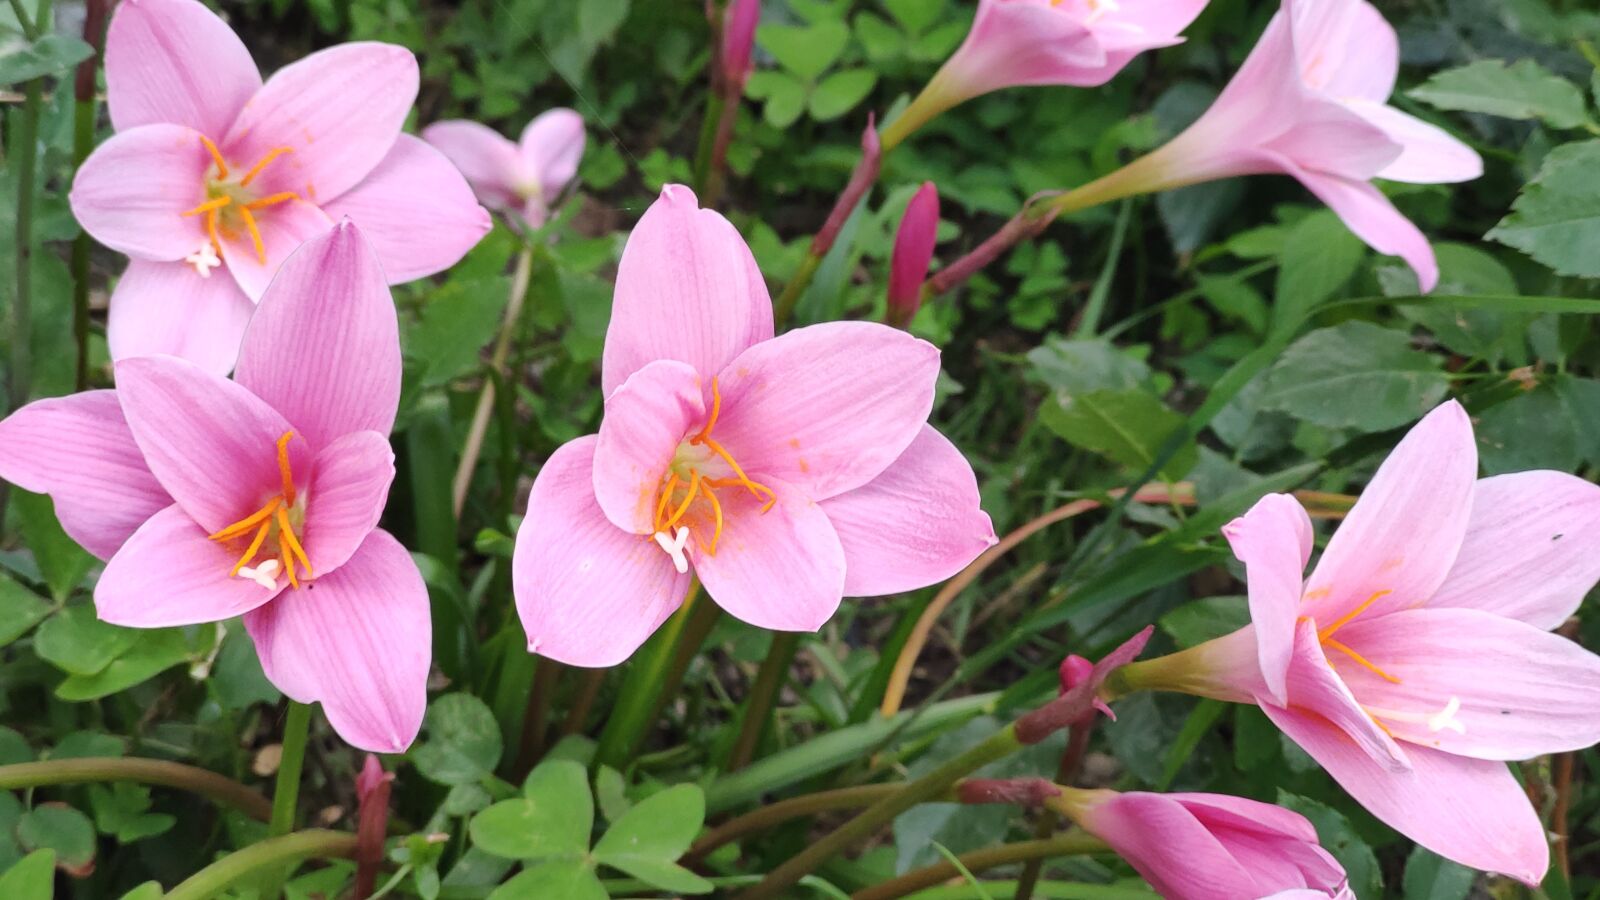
[1489,140,1600,277]
[1410,59,1593,130]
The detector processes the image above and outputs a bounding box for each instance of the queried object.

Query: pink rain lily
[0,224,430,753]
[70,0,489,375]
[422,110,586,229]
[1116,401,1600,882]
[513,185,996,667]
[886,182,940,329]
[721,0,761,93]
[1061,790,1351,900]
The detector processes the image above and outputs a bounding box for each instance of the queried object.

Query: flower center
[180,136,300,271]
[207,431,313,591]
[649,378,775,571]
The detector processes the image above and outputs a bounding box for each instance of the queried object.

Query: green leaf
[1402,845,1475,900]
[411,693,502,786]
[809,69,877,121]
[1488,139,1600,277]
[408,277,513,387]
[1158,596,1248,648]
[117,884,163,900]
[0,33,94,83]
[1474,384,1580,474]
[1277,792,1382,900]
[0,573,50,648]
[1039,388,1197,480]
[592,784,710,892]
[468,760,591,861]
[1409,59,1590,129]
[16,805,95,875]
[55,628,195,701]
[1272,210,1364,337]
[0,728,30,766]
[0,849,55,898]
[594,766,630,823]
[88,783,175,844]
[757,21,848,81]
[747,70,806,129]
[34,606,139,677]
[1259,321,1450,432]
[1027,337,1152,394]
[10,491,93,602]
[883,0,942,33]
[489,859,606,900]
[577,0,630,47]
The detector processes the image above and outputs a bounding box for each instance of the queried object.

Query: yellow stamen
[1317,589,1392,641]
[691,377,724,444]
[280,541,299,589]
[661,470,703,532]
[238,205,266,264]
[199,135,229,179]
[699,436,776,506]
[239,147,294,188]
[1325,638,1401,684]
[229,520,274,577]
[704,486,724,555]
[182,196,232,218]
[210,496,282,541]
[244,192,298,211]
[275,505,313,579]
[654,472,680,532]
[205,208,224,259]
[276,432,296,506]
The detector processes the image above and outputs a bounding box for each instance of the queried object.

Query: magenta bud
[886,181,940,329]
[721,0,760,93]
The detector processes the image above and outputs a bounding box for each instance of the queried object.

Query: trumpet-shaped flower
[423,110,586,229]
[513,185,996,667]
[0,224,430,753]
[1115,401,1600,882]
[70,0,489,375]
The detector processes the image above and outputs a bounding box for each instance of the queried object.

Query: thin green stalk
[852,832,1106,900]
[737,724,1025,899]
[724,630,800,771]
[0,758,271,820]
[1072,199,1132,339]
[11,42,45,411]
[644,596,722,729]
[70,0,106,391]
[270,703,312,836]
[692,93,727,195]
[166,830,359,900]
[452,244,534,518]
[6,0,36,37]
[594,582,703,769]
[685,784,898,864]
[1015,722,1093,900]
[772,252,821,325]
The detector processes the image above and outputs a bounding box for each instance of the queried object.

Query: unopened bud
[886,182,939,329]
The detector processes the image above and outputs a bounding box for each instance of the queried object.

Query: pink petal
[513,436,691,667]
[601,185,774,397]
[1173,793,1318,843]
[1079,792,1259,899]
[216,199,334,302]
[0,391,170,561]
[1335,608,1600,760]
[1263,702,1549,884]
[222,43,418,203]
[1430,471,1600,628]
[1287,0,1397,103]
[1178,795,1347,894]
[710,321,940,500]
[107,259,255,376]
[104,0,261,137]
[96,503,281,626]
[114,355,310,535]
[233,222,401,449]
[688,474,846,632]
[1279,619,1410,771]
[1287,163,1439,292]
[933,0,1106,102]
[1302,401,1475,625]
[518,109,586,200]
[1222,492,1314,706]
[820,425,995,596]
[319,135,492,283]
[592,360,706,534]
[69,123,210,261]
[303,431,394,578]
[1262,98,1401,181]
[1344,100,1484,185]
[245,529,430,753]
[887,182,940,320]
[421,120,520,209]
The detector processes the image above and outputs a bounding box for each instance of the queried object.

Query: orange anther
[654,472,680,532]
[182,196,232,218]
[704,486,724,555]
[661,470,703,532]
[691,377,724,445]
[1317,589,1392,642]
[243,192,298,211]
[199,135,229,179]
[238,205,266,264]
[276,431,296,506]
[228,519,274,577]
[239,146,294,187]
[1325,638,1401,684]
[276,505,313,580]
[210,496,281,542]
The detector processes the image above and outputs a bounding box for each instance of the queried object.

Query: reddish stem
[956,778,1061,808]
[811,116,882,256]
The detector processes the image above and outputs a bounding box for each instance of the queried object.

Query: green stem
[594,582,703,769]
[11,39,45,411]
[0,758,271,821]
[853,832,1106,900]
[737,724,1025,899]
[724,630,800,771]
[6,0,36,37]
[772,253,821,326]
[165,830,359,900]
[684,784,898,864]
[692,93,727,196]
[646,596,722,727]
[70,0,106,392]
[1072,199,1132,339]
[270,702,312,837]
[453,244,534,518]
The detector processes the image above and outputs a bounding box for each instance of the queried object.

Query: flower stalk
[725,630,801,771]
[772,118,882,323]
[70,0,107,391]
[0,757,271,821]
[594,582,705,769]
[10,0,50,413]
[165,830,359,900]
[452,244,535,518]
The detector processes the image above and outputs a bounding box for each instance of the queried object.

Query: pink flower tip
[886,182,940,328]
[861,113,881,158]
[357,754,393,800]
[721,0,760,92]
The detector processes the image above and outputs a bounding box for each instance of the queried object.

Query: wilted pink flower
[1063,790,1351,900]
[1115,401,1600,882]
[513,185,996,666]
[0,224,430,753]
[69,0,489,375]
[886,182,940,329]
[721,0,761,93]
[422,110,586,229]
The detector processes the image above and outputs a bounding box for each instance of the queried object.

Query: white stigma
[1427,696,1465,735]
[186,242,222,278]
[238,558,281,591]
[653,527,691,574]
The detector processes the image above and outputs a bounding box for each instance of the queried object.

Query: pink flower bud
[1058,653,1116,722]
[721,0,760,93]
[886,182,939,329]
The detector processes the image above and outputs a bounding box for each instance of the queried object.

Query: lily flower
[0,224,431,753]
[513,185,996,667]
[423,110,586,229]
[1051,0,1481,291]
[1111,400,1600,882]
[70,0,489,375]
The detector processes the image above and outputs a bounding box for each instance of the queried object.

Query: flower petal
[1262,702,1548,884]
[1302,401,1475,625]
[421,120,520,209]
[233,222,402,449]
[1279,619,1410,771]
[245,529,430,753]
[114,355,310,535]
[1343,101,1483,185]
[1429,471,1600,628]
[1287,163,1439,292]
[304,431,394,578]
[601,185,774,396]
[934,0,1106,102]
[514,436,691,667]
[104,0,261,137]
[592,360,706,534]
[69,123,210,261]
[319,135,491,283]
[820,425,995,596]
[688,474,846,632]
[0,391,170,561]
[216,198,335,302]
[1222,492,1314,706]
[107,259,255,376]
[1287,0,1397,103]
[222,42,418,202]
[1336,608,1600,760]
[96,503,281,626]
[1080,793,1259,899]
[711,321,940,500]
[518,109,586,200]
[1262,98,1400,181]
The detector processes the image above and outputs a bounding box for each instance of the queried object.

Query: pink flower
[1122,401,1600,882]
[886,182,940,329]
[0,223,431,753]
[512,185,996,666]
[1065,790,1351,900]
[721,0,761,93]
[69,0,490,375]
[422,110,586,229]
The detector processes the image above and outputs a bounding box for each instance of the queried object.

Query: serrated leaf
[1474,384,1580,474]
[1039,388,1197,480]
[489,859,605,900]
[0,573,50,648]
[1488,139,1600,277]
[757,21,848,81]
[1259,322,1450,432]
[1409,59,1589,129]
[410,693,502,786]
[592,784,708,891]
[809,68,877,121]
[407,277,512,388]
[1272,210,1364,336]
[468,760,590,860]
